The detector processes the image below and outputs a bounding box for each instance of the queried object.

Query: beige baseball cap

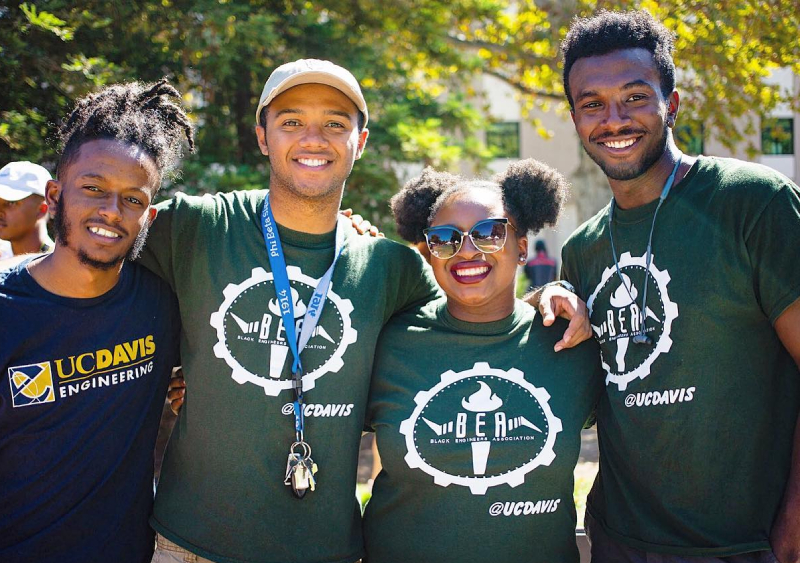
[255,59,368,127]
[0,161,51,201]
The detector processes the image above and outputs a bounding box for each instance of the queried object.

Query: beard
[584,123,669,181]
[53,196,151,271]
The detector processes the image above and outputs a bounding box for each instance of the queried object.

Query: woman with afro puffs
[362,159,603,563]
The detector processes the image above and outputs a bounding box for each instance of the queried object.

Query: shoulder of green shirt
[701,155,796,196]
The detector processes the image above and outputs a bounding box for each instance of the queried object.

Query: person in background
[0,161,54,258]
[524,239,557,290]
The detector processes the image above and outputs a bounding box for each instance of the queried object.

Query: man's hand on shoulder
[340,208,383,237]
[525,282,591,352]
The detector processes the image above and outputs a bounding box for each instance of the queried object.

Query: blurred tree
[1,0,799,236]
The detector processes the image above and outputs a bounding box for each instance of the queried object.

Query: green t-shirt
[363,299,603,563]
[138,190,438,563]
[561,156,800,556]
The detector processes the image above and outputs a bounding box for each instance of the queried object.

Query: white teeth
[603,139,636,149]
[89,227,120,238]
[456,266,489,276]
[298,158,328,167]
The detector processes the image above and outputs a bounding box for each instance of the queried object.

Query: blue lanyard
[260,194,346,441]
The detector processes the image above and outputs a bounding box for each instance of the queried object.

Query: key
[285,441,317,498]
[291,462,310,498]
[284,453,303,486]
[305,457,318,492]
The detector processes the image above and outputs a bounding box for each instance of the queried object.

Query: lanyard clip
[291,376,303,394]
[292,400,304,443]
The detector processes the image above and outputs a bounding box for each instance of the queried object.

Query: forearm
[522,286,544,308]
[784,413,800,504]
[771,411,800,562]
[782,412,800,517]
[523,280,576,309]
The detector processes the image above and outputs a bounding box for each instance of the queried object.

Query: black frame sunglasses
[423,217,517,259]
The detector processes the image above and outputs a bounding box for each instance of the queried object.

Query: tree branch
[445,34,554,67]
[483,69,563,100]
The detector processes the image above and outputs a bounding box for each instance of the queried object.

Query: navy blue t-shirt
[0,261,180,563]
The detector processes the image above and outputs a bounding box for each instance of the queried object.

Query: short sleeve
[746,182,800,323]
[393,250,440,314]
[137,198,177,290]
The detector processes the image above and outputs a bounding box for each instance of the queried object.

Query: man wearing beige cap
[140,59,438,563]
[142,58,586,563]
[0,161,54,259]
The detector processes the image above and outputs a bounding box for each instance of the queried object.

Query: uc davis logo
[587,252,679,391]
[209,266,357,396]
[401,362,562,495]
[8,362,56,407]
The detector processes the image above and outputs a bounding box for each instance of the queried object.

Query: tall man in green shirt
[558,10,800,563]
[143,59,588,563]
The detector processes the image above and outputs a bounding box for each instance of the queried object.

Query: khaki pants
[150,533,364,563]
[151,534,218,563]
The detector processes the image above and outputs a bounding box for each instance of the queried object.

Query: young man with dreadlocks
[559,10,800,563]
[0,79,193,563]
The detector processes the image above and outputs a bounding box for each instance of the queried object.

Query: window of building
[761,117,794,155]
[674,122,704,155]
[486,122,520,159]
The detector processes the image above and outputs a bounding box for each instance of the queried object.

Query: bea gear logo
[209,266,357,396]
[401,362,562,495]
[587,252,679,391]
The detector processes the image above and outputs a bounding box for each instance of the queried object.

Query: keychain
[284,441,318,498]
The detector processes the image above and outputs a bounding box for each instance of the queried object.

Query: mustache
[590,128,646,143]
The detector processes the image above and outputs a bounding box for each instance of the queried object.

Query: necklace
[607,156,682,346]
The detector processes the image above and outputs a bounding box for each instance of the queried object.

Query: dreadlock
[57,79,194,180]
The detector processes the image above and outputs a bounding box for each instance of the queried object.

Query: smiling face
[49,139,160,271]
[569,48,677,181]
[255,83,368,204]
[429,189,527,323]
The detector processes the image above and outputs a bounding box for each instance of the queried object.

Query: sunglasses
[423,218,517,259]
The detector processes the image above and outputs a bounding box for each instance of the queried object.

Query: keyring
[290,441,311,460]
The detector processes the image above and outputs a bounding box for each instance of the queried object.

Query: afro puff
[494,158,568,234]
[390,167,460,243]
[391,159,568,244]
